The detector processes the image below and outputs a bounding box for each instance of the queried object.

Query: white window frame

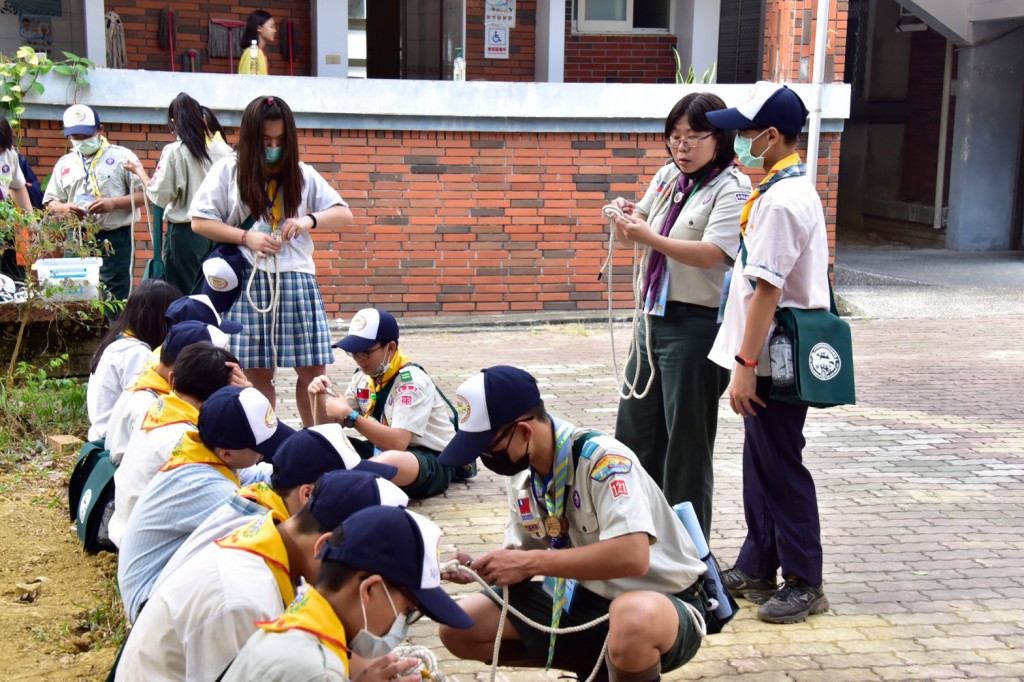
[575,0,672,34]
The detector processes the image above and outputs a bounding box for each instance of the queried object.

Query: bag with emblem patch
[769,290,855,408]
[68,439,118,554]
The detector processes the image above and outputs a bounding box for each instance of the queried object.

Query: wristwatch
[343,410,360,428]
[734,354,758,368]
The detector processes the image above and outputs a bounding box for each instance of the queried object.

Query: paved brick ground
[274,315,1024,681]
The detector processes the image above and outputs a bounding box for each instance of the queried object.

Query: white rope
[245,241,281,385]
[438,560,707,681]
[599,204,656,400]
[392,645,446,681]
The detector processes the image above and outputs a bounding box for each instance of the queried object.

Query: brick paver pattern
[273,316,1024,681]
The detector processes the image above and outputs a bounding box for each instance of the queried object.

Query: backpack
[68,439,117,554]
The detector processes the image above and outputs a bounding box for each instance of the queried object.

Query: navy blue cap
[199,244,246,314]
[272,424,398,489]
[319,506,474,629]
[438,365,541,468]
[706,82,809,136]
[165,295,243,334]
[305,469,408,530]
[333,308,400,353]
[198,386,295,460]
[162,320,232,364]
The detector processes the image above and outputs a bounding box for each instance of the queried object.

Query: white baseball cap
[62,104,100,137]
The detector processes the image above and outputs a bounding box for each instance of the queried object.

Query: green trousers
[97,226,132,303]
[164,222,213,296]
[614,302,729,543]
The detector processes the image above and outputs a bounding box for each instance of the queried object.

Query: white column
[83,0,107,68]
[312,0,348,78]
[689,0,720,80]
[535,0,565,83]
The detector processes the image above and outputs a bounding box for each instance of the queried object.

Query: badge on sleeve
[590,454,632,482]
[610,479,629,499]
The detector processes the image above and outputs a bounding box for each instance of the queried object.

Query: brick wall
[466,0,537,81]
[762,0,847,82]
[111,0,312,77]
[21,120,842,315]
[899,29,954,204]
[564,32,678,84]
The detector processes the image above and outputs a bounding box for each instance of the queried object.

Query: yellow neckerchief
[204,131,226,146]
[215,512,296,607]
[77,136,112,198]
[141,392,199,431]
[255,587,350,675]
[237,482,290,521]
[266,170,283,231]
[739,152,803,238]
[158,430,240,485]
[365,349,412,419]
[127,365,170,396]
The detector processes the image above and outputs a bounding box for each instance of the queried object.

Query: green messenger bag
[769,299,856,409]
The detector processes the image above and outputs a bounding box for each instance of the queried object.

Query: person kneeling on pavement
[309,307,475,500]
[222,505,474,681]
[437,366,709,682]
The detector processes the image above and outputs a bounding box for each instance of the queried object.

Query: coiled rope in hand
[245,238,281,386]
[599,205,656,400]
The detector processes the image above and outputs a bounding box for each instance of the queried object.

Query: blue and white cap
[706,81,809,135]
[333,308,399,353]
[199,245,246,314]
[198,386,295,460]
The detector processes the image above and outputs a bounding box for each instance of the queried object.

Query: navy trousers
[735,376,823,587]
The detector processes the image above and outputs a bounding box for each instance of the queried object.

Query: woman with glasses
[191,95,353,427]
[607,92,751,543]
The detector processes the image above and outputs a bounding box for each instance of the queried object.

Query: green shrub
[0,354,88,461]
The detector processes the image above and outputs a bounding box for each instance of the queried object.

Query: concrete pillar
[536,0,565,83]
[83,0,107,68]
[946,24,1024,250]
[311,0,348,78]
[675,0,721,81]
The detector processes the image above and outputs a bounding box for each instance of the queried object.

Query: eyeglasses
[482,416,535,459]
[666,133,714,150]
[345,344,383,362]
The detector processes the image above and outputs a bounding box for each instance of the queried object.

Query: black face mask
[481,437,530,477]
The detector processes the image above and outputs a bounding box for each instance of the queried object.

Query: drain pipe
[806,0,832,188]
[933,39,952,230]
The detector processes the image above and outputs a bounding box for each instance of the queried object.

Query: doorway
[365,0,465,80]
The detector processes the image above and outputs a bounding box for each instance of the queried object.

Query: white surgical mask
[370,348,393,378]
[348,580,410,658]
[72,135,103,156]
[734,130,770,169]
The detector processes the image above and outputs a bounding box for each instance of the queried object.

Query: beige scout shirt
[503,418,705,601]
[635,163,751,309]
[146,137,234,224]
[221,627,349,682]
[0,148,26,198]
[42,143,142,231]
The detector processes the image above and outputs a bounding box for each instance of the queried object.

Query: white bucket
[32,257,102,301]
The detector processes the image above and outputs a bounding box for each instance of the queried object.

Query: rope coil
[245,237,281,385]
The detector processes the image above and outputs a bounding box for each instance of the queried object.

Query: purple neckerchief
[642,164,729,306]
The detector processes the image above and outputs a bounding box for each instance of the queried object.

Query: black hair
[289,475,332,534]
[237,95,303,222]
[168,93,210,164]
[241,10,273,48]
[316,526,360,591]
[0,115,13,153]
[524,400,549,423]
[201,106,227,142]
[169,342,239,401]
[664,92,737,173]
[89,280,182,374]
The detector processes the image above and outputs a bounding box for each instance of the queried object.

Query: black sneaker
[723,566,778,604]
[453,459,477,482]
[756,577,829,624]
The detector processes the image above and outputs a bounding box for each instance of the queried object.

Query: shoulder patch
[580,440,601,460]
[590,453,632,482]
[736,192,750,202]
[399,370,413,382]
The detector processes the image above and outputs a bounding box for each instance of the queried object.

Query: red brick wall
[899,29,954,204]
[564,32,678,84]
[21,120,842,315]
[466,0,537,81]
[762,0,847,82]
[111,0,312,77]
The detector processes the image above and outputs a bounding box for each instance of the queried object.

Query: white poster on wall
[484,0,515,29]
[484,26,509,60]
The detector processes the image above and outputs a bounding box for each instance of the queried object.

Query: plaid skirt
[225,262,334,369]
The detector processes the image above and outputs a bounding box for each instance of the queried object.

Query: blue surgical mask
[73,135,103,157]
[264,146,283,164]
[349,580,410,658]
[734,130,769,169]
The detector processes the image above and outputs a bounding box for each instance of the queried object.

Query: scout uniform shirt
[145,136,234,224]
[708,169,830,375]
[115,513,295,682]
[86,335,153,441]
[635,163,750,309]
[0,147,26,199]
[503,417,706,600]
[42,140,142,231]
[109,392,200,548]
[221,587,351,682]
[344,364,456,453]
[105,363,170,466]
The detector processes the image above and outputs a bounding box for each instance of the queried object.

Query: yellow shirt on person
[237,46,268,75]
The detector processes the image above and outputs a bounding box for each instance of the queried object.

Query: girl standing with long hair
[237,10,277,75]
[125,93,233,294]
[190,95,352,426]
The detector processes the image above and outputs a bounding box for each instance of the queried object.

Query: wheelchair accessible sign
[485,26,509,60]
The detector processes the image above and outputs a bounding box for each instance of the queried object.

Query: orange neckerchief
[739,153,803,238]
[216,512,295,606]
[255,587,350,675]
[127,365,170,396]
[158,431,239,485]
[141,392,198,432]
[237,482,290,522]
